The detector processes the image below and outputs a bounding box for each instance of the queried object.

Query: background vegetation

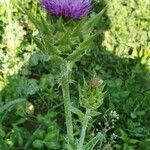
[0,0,150,149]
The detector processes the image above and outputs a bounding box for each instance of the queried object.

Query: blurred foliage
[0,0,150,149]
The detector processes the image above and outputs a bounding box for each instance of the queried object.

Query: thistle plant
[21,0,106,149]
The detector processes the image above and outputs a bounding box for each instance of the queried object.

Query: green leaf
[84,132,104,150]
[71,18,87,37]
[70,106,84,121]
[82,7,107,34]
[130,112,137,119]
[43,35,60,55]
[33,129,46,139]
[33,37,46,52]
[67,31,101,63]
[33,140,44,149]
[26,79,39,95]
[20,6,41,31]
[90,110,101,117]
[44,141,60,149]
[44,133,57,142]
[0,99,26,115]
[56,17,65,31]
[0,124,5,138]
[58,31,71,45]
[40,12,53,37]
[33,36,60,55]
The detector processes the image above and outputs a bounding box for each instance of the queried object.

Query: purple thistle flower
[41,0,91,19]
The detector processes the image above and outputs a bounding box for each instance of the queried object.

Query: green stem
[77,109,91,150]
[61,63,74,147]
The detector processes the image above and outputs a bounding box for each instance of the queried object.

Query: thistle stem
[61,63,74,146]
[77,109,91,150]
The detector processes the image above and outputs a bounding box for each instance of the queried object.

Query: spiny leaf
[67,31,102,63]
[71,18,87,37]
[33,36,60,55]
[56,17,65,32]
[39,12,53,37]
[20,5,53,37]
[84,132,104,150]
[82,7,107,33]
[44,36,60,55]
[70,106,84,122]
[58,31,72,45]
[33,37,46,51]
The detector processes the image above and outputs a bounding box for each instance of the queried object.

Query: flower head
[41,0,91,19]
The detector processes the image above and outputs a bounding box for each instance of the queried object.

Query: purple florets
[41,0,91,19]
